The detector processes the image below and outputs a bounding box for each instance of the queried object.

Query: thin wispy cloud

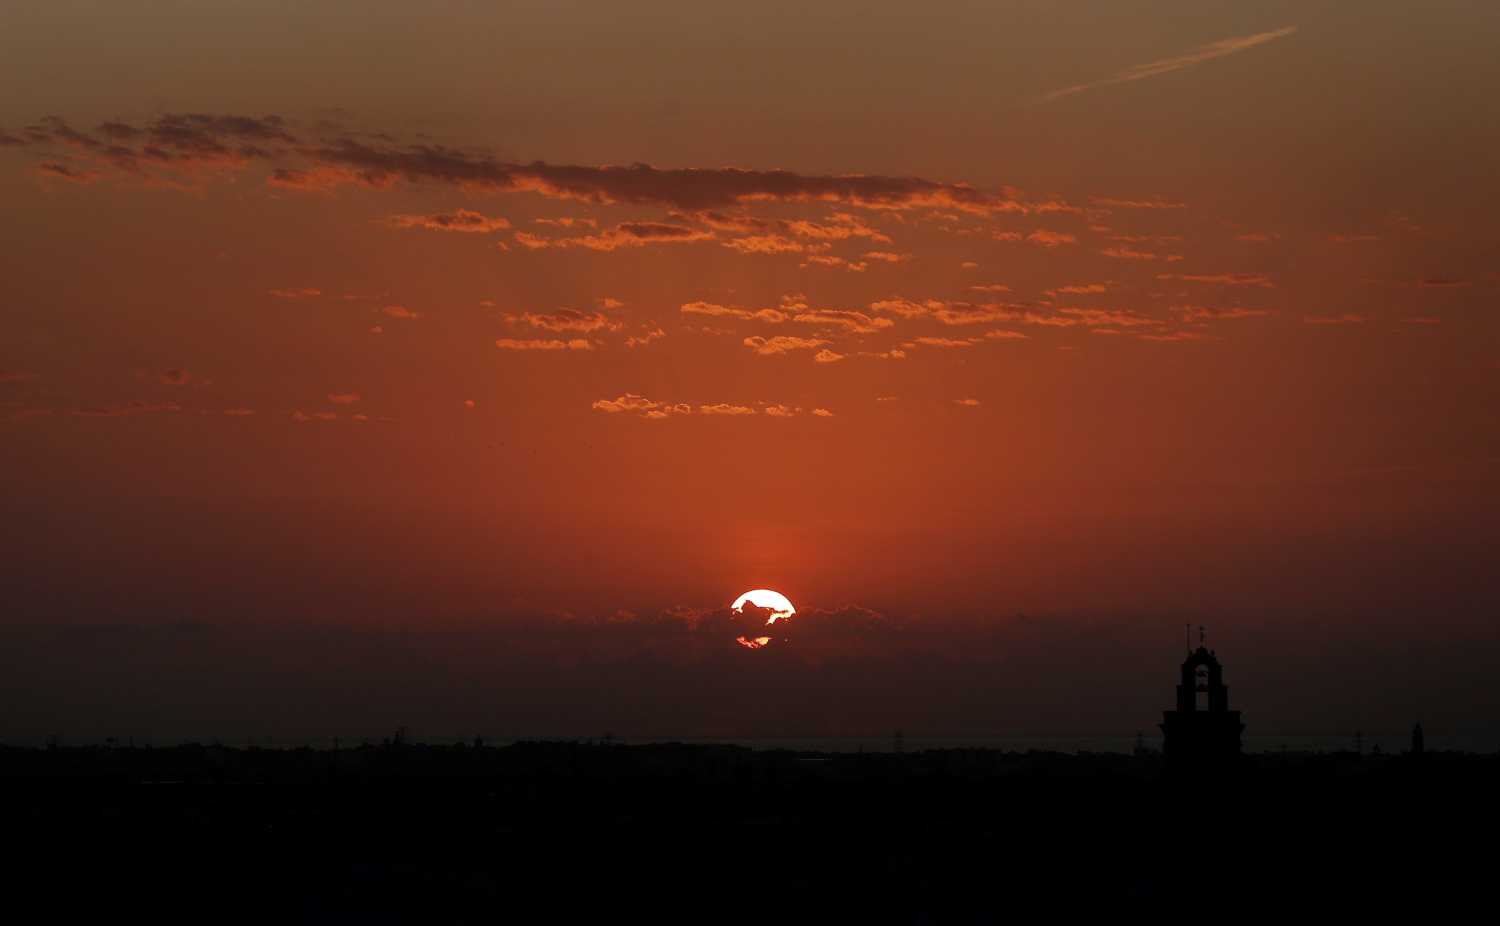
[1038,26,1298,103]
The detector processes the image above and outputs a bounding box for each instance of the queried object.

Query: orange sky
[2,2,1497,739]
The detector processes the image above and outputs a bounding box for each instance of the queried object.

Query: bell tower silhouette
[1159,626,1245,764]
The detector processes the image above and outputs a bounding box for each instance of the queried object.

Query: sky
[2,1,1498,743]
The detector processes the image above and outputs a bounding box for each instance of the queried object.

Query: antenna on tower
[1185,623,1191,655]
[1199,625,1206,649]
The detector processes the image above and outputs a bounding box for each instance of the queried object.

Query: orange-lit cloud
[515,222,713,251]
[801,255,868,271]
[591,394,690,418]
[680,301,788,323]
[385,208,510,233]
[1303,313,1367,325]
[517,309,622,333]
[792,310,894,333]
[1027,229,1077,247]
[743,335,829,356]
[495,338,593,350]
[625,328,666,348]
[327,392,360,404]
[698,403,757,415]
[1157,272,1274,288]
[382,305,422,319]
[1102,246,1184,262]
[74,400,182,417]
[1178,306,1276,321]
[1090,196,1189,210]
[910,337,975,349]
[1045,283,1111,296]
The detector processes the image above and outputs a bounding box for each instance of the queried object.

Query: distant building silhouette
[1159,629,1244,765]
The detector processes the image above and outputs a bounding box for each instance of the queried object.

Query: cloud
[792,309,894,334]
[954,398,981,406]
[1056,307,1163,328]
[591,395,808,420]
[34,161,101,183]
[743,335,829,356]
[1178,306,1276,322]
[625,328,666,348]
[698,403,758,415]
[812,408,834,417]
[158,369,192,386]
[1303,313,1367,326]
[862,251,911,263]
[968,283,1012,294]
[291,410,337,422]
[1090,196,1188,210]
[800,255,868,271]
[983,329,1028,340]
[495,338,593,350]
[384,208,510,232]
[1045,283,1110,296]
[1236,232,1279,242]
[1136,331,1212,342]
[1102,246,1184,262]
[269,287,321,299]
[592,394,689,418]
[73,400,182,417]
[534,216,598,229]
[786,213,891,243]
[23,115,1078,216]
[515,222,713,251]
[382,305,422,319]
[1027,229,1077,247]
[814,349,846,364]
[518,309,622,333]
[722,234,813,254]
[327,392,360,404]
[931,302,1024,326]
[597,297,625,309]
[267,166,368,192]
[1039,26,1298,102]
[291,140,1041,215]
[1156,272,1274,288]
[910,337,975,348]
[680,301,788,323]
[870,298,939,319]
[1328,232,1379,244]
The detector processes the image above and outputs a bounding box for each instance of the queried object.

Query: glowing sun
[731,588,795,649]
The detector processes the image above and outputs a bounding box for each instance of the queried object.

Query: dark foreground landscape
[7,740,1493,921]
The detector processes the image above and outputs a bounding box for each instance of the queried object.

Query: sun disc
[731,588,796,623]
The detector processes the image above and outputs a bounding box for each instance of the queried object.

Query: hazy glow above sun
[731,589,795,650]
